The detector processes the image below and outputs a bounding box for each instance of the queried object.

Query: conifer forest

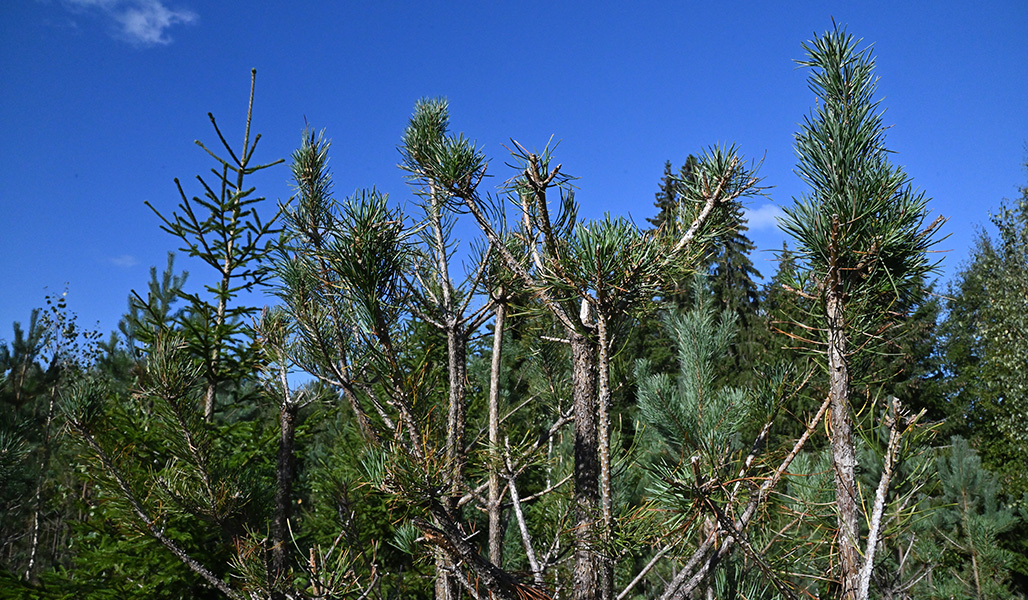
[4,26,1028,600]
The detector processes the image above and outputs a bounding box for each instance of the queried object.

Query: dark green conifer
[929,437,1022,600]
[645,155,764,387]
[146,70,283,420]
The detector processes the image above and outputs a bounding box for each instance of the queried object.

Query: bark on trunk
[435,549,456,600]
[446,324,468,495]
[596,316,614,600]
[488,302,506,566]
[440,325,466,600]
[420,499,531,600]
[571,333,600,600]
[433,184,465,600]
[204,378,217,421]
[272,402,299,581]
[205,269,230,421]
[827,288,860,600]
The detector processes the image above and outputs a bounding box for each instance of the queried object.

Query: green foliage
[774,26,947,600]
[634,277,790,589]
[939,179,1028,594]
[643,154,765,392]
[60,353,277,596]
[145,70,284,418]
[400,97,487,200]
[120,252,189,356]
[279,129,412,387]
[923,437,1023,600]
[34,73,297,600]
[942,186,1028,498]
[12,33,1026,600]
[647,157,699,231]
[278,115,470,595]
[0,294,104,587]
[779,26,943,348]
[636,279,749,466]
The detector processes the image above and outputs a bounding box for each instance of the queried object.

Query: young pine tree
[928,437,1023,600]
[778,25,944,600]
[646,156,764,388]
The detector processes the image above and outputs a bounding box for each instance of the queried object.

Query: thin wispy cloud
[744,203,785,231]
[109,254,140,268]
[64,0,197,46]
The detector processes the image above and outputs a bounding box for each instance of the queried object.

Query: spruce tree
[119,252,189,360]
[647,156,698,230]
[61,71,294,600]
[146,69,283,420]
[646,156,764,387]
[706,201,763,386]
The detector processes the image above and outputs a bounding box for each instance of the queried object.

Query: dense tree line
[2,26,1026,600]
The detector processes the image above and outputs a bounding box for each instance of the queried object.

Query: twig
[506,438,544,587]
[618,545,671,600]
[70,422,244,600]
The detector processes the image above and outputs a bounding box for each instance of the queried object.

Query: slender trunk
[205,269,230,421]
[596,315,614,600]
[204,273,229,419]
[446,325,467,496]
[827,287,860,600]
[204,361,217,419]
[960,488,983,600]
[571,332,600,600]
[427,184,467,496]
[272,401,299,581]
[439,325,465,600]
[421,501,525,600]
[488,302,506,566]
[857,399,910,600]
[507,453,544,588]
[434,187,463,600]
[701,518,717,600]
[24,389,56,581]
[435,549,455,600]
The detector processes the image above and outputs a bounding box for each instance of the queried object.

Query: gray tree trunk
[571,333,600,600]
[271,401,299,584]
[488,302,506,566]
[827,286,860,600]
[596,315,614,600]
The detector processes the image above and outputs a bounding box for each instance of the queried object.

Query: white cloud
[110,254,140,268]
[64,0,197,46]
[744,203,784,231]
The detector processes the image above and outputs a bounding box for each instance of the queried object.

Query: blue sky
[2,1,1027,341]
